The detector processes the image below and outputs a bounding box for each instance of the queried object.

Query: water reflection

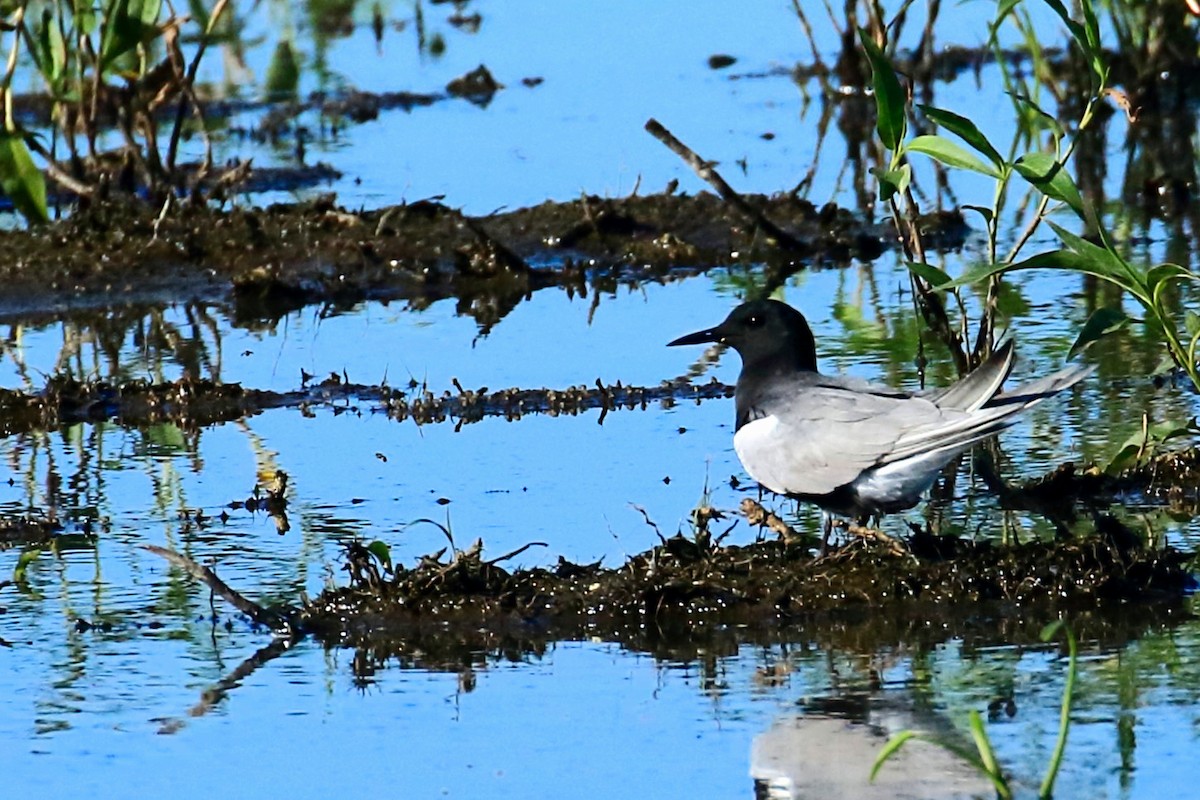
[752,696,990,799]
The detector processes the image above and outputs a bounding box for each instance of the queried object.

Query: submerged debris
[0,372,732,434]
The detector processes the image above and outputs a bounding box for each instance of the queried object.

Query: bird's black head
[668,299,818,374]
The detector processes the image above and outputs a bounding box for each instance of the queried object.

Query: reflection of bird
[752,692,992,800]
[669,299,1092,521]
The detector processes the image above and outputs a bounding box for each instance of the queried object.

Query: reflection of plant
[872,621,1078,800]
[0,0,233,224]
[860,0,1200,395]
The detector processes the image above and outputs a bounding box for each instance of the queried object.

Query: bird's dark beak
[668,325,722,347]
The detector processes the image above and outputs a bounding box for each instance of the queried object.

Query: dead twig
[645,118,808,252]
[740,498,803,544]
[485,541,549,566]
[143,544,294,633]
[834,519,909,557]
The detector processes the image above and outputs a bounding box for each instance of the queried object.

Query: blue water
[3,0,1200,797]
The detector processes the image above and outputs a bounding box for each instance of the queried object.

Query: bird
[668,299,1093,523]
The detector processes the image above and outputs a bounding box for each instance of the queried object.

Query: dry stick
[143,544,293,633]
[23,138,95,196]
[88,28,103,158]
[485,541,549,567]
[166,0,231,174]
[645,118,807,252]
[1,6,26,132]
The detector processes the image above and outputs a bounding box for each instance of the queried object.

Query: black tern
[669,299,1093,520]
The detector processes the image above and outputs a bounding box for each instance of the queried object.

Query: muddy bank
[143,499,1195,646]
[304,524,1193,639]
[138,528,1195,717]
[0,192,964,329]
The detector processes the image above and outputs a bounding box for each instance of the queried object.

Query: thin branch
[167,0,231,173]
[645,118,808,252]
[143,544,294,633]
[485,541,549,566]
[1,5,26,132]
[24,136,95,196]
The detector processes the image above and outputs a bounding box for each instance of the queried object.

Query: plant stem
[1039,627,1077,798]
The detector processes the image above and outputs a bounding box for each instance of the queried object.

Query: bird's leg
[820,512,834,555]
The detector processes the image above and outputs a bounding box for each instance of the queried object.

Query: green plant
[871,621,1078,799]
[1105,413,1200,473]
[860,0,1200,394]
[0,0,234,224]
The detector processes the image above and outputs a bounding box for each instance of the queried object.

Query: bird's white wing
[735,384,947,496]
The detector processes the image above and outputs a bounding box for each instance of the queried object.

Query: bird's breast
[733,414,788,494]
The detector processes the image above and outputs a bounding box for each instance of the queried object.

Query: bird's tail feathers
[890,361,1094,463]
[984,362,1095,410]
[927,340,1017,412]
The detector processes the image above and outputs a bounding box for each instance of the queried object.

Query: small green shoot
[872,622,1079,800]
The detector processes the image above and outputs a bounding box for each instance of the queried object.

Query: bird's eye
[746,315,763,327]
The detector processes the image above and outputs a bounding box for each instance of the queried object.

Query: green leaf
[906,134,1001,178]
[264,41,300,100]
[1040,623,1078,799]
[1187,311,1200,339]
[1107,417,1199,472]
[74,0,98,34]
[1146,262,1200,305]
[1068,306,1128,358]
[1013,152,1085,219]
[1040,619,1065,642]
[34,10,68,89]
[917,105,1005,170]
[0,131,49,225]
[993,0,1022,28]
[870,731,918,781]
[100,0,163,71]
[870,164,910,204]
[942,249,1086,290]
[1106,442,1142,474]
[366,539,392,571]
[1045,0,1102,81]
[962,204,994,226]
[906,260,953,288]
[857,29,907,152]
[967,711,1012,799]
[1042,0,1088,45]
[1008,93,1065,139]
[1045,221,1136,289]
